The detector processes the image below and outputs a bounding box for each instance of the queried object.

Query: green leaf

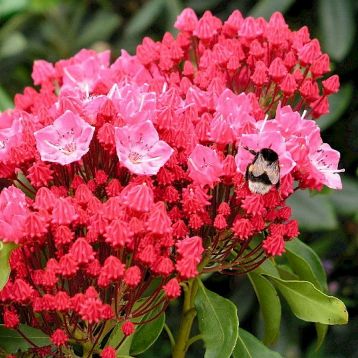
[318,0,355,61]
[254,259,280,277]
[318,84,353,131]
[195,279,238,358]
[276,265,299,281]
[0,324,50,354]
[0,85,13,111]
[124,0,164,38]
[0,242,17,290]
[106,297,164,356]
[287,190,338,231]
[233,328,282,358]
[264,275,348,325]
[248,273,281,345]
[249,0,295,19]
[329,175,358,216]
[285,239,329,349]
[77,10,121,48]
[285,239,327,292]
[130,313,165,355]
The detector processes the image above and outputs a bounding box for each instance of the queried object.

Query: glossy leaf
[318,84,353,131]
[0,324,50,354]
[106,297,164,356]
[287,190,338,231]
[249,0,295,19]
[130,312,165,355]
[0,242,17,290]
[124,0,164,38]
[195,279,238,358]
[285,239,328,292]
[254,259,280,277]
[233,328,282,358]
[248,273,281,344]
[265,275,348,325]
[318,0,355,61]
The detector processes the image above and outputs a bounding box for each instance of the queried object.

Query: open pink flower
[188,144,223,186]
[115,120,173,175]
[300,129,344,189]
[34,110,95,165]
[0,111,22,163]
[108,83,156,125]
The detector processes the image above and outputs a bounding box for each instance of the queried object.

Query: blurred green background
[0,0,357,357]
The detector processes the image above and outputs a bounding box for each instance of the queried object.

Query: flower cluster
[0,8,343,356]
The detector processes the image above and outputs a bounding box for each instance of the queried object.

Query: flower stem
[172,279,198,358]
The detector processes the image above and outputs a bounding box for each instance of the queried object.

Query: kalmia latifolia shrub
[0,8,343,357]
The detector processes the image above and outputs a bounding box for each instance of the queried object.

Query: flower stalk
[172,279,199,358]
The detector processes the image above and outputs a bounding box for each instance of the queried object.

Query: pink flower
[34,110,95,165]
[188,144,223,186]
[0,186,29,244]
[0,111,22,163]
[306,141,344,189]
[108,83,156,125]
[115,120,173,175]
[61,50,110,96]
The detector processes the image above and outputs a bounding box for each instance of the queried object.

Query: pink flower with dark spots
[34,110,95,165]
[306,142,344,190]
[188,144,223,187]
[115,120,173,175]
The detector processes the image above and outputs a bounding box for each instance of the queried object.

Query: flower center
[128,151,143,164]
[60,142,77,155]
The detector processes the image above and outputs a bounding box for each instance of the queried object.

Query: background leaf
[287,190,338,231]
[195,279,238,358]
[0,84,13,110]
[124,0,164,38]
[77,10,121,48]
[249,0,295,19]
[318,0,355,61]
[318,84,353,131]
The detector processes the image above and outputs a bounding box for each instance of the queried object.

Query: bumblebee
[245,148,280,195]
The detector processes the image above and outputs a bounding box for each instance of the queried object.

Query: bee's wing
[250,154,267,177]
[267,161,280,185]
